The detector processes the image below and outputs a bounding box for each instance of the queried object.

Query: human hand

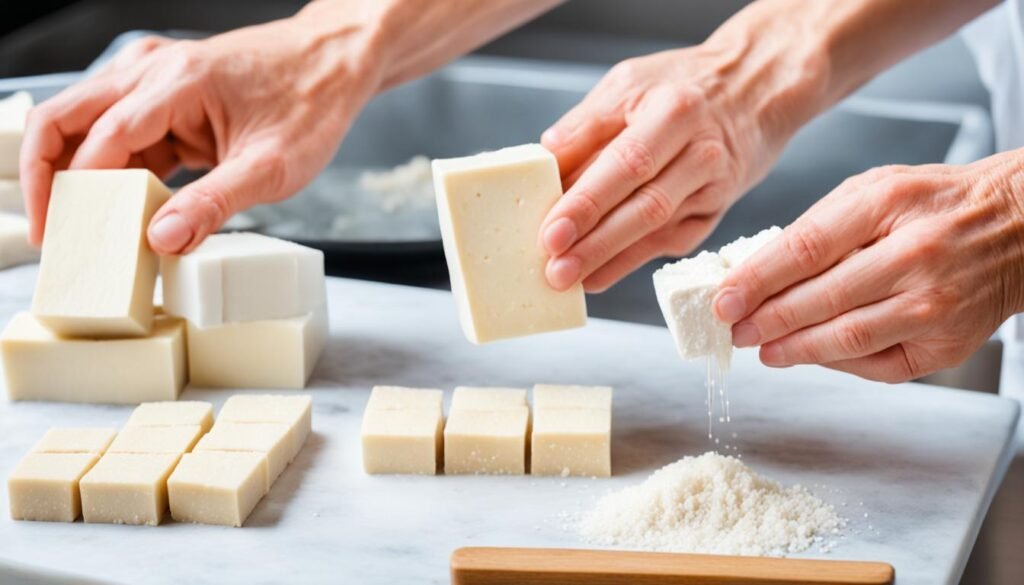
[713,152,1024,382]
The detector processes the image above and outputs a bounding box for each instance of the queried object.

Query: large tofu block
[186,305,327,389]
[126,401,214,432]
[80,453,180,525]
[444,409,529,475]
[161,232,326,327]
[653,251,731,363]
[32,428,117,454]
[107,425,204,454]
[532,384,613,411]
[0,311,187,404]
[433,144,587,343]
[216,395,313,461]
[451,386,527,411]
[366,386,444,412]
[168,451,267,527]
[32,169,171,337]
[0,179,23,212]
[8,453,98,522]
[361,408,443,475]
[0,213,38,268]
[194,423,292,491]
[0,92,32,178]
[531,408,611,477]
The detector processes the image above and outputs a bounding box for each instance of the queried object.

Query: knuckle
[191,185,233,228]
[94,114,129,140]
[764,299,802,334]
[609,59,640,83]
[611,138,657,182]
[696,140,724,168]
[249,148,289,198]
[833,316,873,356]
[566,187,603,227]
[820,273,849,315]
[785,222,830,271]
[633,183,674,229]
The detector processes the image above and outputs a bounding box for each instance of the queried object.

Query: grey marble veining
[0,265,1018,585]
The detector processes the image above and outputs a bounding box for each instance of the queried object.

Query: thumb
[147,149,284,254]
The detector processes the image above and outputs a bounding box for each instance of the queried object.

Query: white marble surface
[0,265,1018,585]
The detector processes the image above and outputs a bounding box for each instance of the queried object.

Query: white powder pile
[579,452,844,556]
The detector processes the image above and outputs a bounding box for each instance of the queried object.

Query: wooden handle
[450,547,894,585]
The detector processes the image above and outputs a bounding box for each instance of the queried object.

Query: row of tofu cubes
[8,395,311,527]
[362,384,612,477]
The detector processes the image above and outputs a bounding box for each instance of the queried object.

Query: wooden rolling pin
[450,547,894,585]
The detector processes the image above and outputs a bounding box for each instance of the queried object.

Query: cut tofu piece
[433,144,587,343]
[532,384,613,411]
[194,423,292,491]
[8,453,98,522]
[451,387,527,411]
[215,395,313,462]
[0,311,187,404]
[531,408,611,477]
[366,386,444,412]
[0,179,22,212]
[168,451,267,527]
[186,305,327,389]
[653,251,731,364]
[31,169,171,337]
[718,226,783,268]
[126,401,214,433]
[31,428,117,454]
[361,408,443,475]
[0,91,32,178]
[444,409,529,475]
[107,425,203,454]
[79,453,180,525]
[0,213,38,268]
[161,232,326,328]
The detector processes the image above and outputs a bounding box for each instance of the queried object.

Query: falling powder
[578,452,845,556]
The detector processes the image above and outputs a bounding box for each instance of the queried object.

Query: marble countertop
[0,266,1018,585]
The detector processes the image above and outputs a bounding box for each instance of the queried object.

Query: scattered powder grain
[579,452,844,556]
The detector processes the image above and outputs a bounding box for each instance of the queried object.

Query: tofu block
[126,401,214,432]
[107,425,204,454]
[216,395,313,462]
[168,451,267,527]
[718,226,783,268]
[433,144,587,343]
[444,409,529,475]
[531,408,611,477]
[451,386,527,411]
[532,384,613,411]
[31,170,170,337]
[161,232,326,327]
[194,423,291,491]
[186,305,327,389]
[79,453,180,525]
[653,251,731,363]
[366,385,444,411]
[32,427,117,454]
[0,178,23,212]
[0,311,187,404]
[0,212,39,268]
[362,408,443,475]
[8,453,98,521]
[0,91,32,178]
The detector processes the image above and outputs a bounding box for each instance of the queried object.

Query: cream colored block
[433,144,587,343]
[361,408,443,475]
[366,386,444,412]
[194,423,291,491]
[532,384,613,411]
[0,179,23,212]
[80,453,180,525]
[187,306,327,389]
[107,425,203,454]
[0,92,31,178]
[0,311,187,404]
[32,428,117,454]
[168,451,267,527]
[8,453,98,522]
[126,401,214,432]
[32,169,171,337]
[216,395,313,461]
[451,387,527,411]
[0,213,38,268]
[531,408,611,477]
[444,409,529,475]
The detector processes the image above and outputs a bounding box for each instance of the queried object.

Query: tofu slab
[31,428,118,454]
[444,409,529,475]
[194,423,292,491]
[168,451,267,527]
[8,453,99,522]
[450,387,527,411]
[126,401,214,433]
[361,408,443,475]
[531,408,612,477]
[107,425,204,455]
[216,395,313,461]
[80,453,181,526]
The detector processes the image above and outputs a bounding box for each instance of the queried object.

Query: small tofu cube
[216,395,313,461]
[531,409,611,477]
[107,425,204,454]
[0,213,38,269]
[652,251,731,363]
[444,409,529,475]
[433,144,587,343]
[532,384,613,411]
[717,226,782,268]
[8,453,99,522]
[80,453,180,525]
[126,401,214,432]
[0,91,32,178]
[31,169,171,338]
[366,386,444,411]
[168,451,267,527]
[1,311,187,404]
[361,409,443,475]
[31,428,118,454]
[161,232,325,327]
[450,387,527,411]
[194,423,292,491]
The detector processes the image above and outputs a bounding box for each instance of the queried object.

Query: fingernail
[148,212,192,253]
[544,218,577,256]
[546,256,582,290]
[541,128,565,146]
[732,322,760,347]
[761,343,786,366]
[715,288,747,324]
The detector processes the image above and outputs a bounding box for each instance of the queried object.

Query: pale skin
[18,0,1021,382]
